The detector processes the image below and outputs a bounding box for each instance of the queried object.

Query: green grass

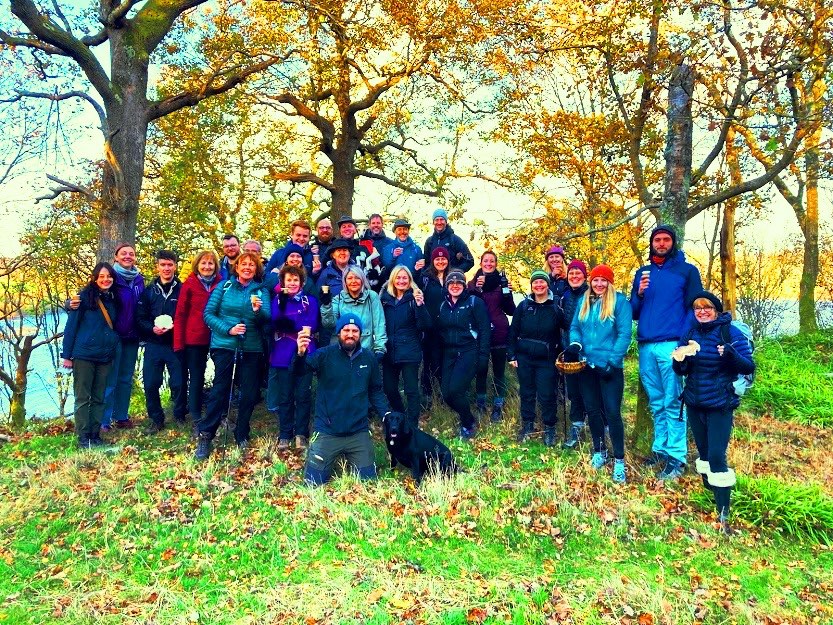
[743,330,833,426]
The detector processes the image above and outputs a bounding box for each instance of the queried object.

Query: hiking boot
[237,439,250,451]
[295,436,308,450]
[612,459,627,483]
[475,398,487,417]
[658,458,685,481]
[490,404,503,423]
[145,421,164,435]
[563,422,584,449]
[277,438,291,450]
[114,419,134,429]
[195,432,212,460]
[590,450,609,470]
[517,421,535,443]
[543,426,556,447]
[77,436,91,449]
[718,510,738,536]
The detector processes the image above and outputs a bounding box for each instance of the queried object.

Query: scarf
[651,255,667,266]
[198,275,215,291]
[113,263,140,283]
[474,269,501,292]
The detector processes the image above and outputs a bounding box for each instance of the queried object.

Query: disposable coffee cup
[641,270,650,278]
[321,285,330,294]
[71,293,81,303]
[301,325,312,337]
[250,294,260,304]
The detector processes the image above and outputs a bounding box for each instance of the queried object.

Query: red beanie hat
[588,264,614,284]
[431,247,450,262]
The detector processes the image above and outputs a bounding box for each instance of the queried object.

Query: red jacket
[173,273,221,350]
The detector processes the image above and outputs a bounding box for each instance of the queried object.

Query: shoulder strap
[720,323,731,345]
[97,297,114,330]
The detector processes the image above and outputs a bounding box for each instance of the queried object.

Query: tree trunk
[720,126,740,317]
[659,64,694,238]
[97,29,151,261]
[799,122,821,333]
[330,143,357,219]
[631,63,694,458]
[10,336,33,430]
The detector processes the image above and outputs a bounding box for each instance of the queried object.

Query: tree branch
[353,169,439,196]
[35,174,98,203]
[6,89,108,134]
[107,0,143,25]
[268,170,336,193]
[266,92,336,154]
[147,56,279,121]
[561,203,657,242]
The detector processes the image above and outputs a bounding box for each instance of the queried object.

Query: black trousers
[420,335,443,397]
[181,345,210,422]
[201,348,263,444]
[565,371,586,424]
[579,366,625,459]
[441,348,478,429]
[687,406,733,473]
[516,356,557,426]
[475,347,508,400]
[382,360,421,425]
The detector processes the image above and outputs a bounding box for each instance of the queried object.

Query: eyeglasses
[693,306,715,312]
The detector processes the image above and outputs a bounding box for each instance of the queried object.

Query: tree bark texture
[720,127,740,317]
[10,336,33,430]
[660,64,694,240]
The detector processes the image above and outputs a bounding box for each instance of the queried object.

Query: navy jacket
[265,241,314,276]
[423,226,474,272]
[673,313,755,410]
[630,250,702,343]
[437,293,491,361]
[137,277,182,346]
[294,344,389,436]
[61,289,120,364]
[508,294,564,361]
[381,290,432,363]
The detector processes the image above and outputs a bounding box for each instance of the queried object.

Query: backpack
[722,320,755,396]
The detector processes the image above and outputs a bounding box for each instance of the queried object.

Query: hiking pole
[221,330,244,461]
[560,371,567,442]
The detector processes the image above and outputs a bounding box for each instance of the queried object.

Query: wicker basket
[556,352,586,375]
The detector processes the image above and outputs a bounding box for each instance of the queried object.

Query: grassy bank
[1,332,832,624]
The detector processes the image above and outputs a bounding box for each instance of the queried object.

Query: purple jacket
[112,271,145,340]
[269,286,320,368]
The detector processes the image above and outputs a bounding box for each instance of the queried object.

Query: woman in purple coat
[468,251,516,421]
[267,265,320,450]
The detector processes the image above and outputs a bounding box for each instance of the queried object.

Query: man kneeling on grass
[294,314,391,485]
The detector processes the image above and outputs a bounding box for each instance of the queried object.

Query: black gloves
[563,343,581,363]
[318,289,333,306]
[278,291,290,310]
[274,317,296,334]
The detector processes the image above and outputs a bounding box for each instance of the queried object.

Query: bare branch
[6,89,107,134]
[353,169,439,196]
[107,0,143,25]
[561,203,658,242]
[35,174,98,203]
[49,0,73,34]
[266,92,336,154]
[0,28,65,55]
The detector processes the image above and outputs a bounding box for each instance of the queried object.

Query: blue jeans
[267,366,313,439]
[638,341,687,464]
[143,342,185,425]
[181,345,210,422]
[103,339,140,426]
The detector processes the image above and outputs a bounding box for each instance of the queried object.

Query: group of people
[60,217,754,531]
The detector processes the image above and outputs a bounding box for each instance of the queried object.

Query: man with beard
[219,234,241,280]
[423,209,474,272]
[630,225,703,480]
[294,314,390,485]
[311,218,335,272]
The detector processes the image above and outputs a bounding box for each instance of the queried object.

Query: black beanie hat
[650,224,677,247]
[690,290,723,313]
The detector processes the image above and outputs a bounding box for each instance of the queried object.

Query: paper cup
[321,285,329,294]
[301,325,312,337]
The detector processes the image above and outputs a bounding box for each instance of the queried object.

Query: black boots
[195,432,212,460]
[543,426,556,447]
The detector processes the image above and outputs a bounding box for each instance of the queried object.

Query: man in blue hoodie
[630,225,703,480]
[294,314,391,485]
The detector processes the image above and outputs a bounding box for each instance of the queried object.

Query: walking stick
[561,371,567,442]
[221,334,243,461]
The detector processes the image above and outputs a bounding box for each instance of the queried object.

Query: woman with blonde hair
[567,264,632,482]
[380,265,432,425]
[173,250,221,428]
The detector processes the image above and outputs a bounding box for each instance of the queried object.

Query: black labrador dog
[382,412,456,484]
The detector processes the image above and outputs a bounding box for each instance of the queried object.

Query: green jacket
[203,278,271,352]
[320,288,387,356]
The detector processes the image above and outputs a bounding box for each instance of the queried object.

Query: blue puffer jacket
[672,312,755,410]
[203,278,271,353]
[570,292,633,369]
[316,261,353,297]
[630,250,702,343]
[381,237,423,274]
[61,289,120,364]
[380,289,432,363]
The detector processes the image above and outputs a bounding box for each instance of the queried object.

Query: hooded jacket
[61,288,120,363]
[508,293,563,361]
[570,291,633,369]
[111,270,145,340]
[137,276,182,346]
[203,277,271,353]
[269,289,319,368]
[381,237,423,274]
[173,273,221,350]
[672,312,755,410]
[423,225,474,272]
[437,292,491,362]
[321,287,387,356]
[630,249,702,344]
[380,289,432,363]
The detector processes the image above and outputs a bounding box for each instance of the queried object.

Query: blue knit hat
[432,208,448,221]
[335,313,363,334]
[284,243,305,258]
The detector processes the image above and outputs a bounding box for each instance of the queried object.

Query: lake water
[1,300,825,421]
